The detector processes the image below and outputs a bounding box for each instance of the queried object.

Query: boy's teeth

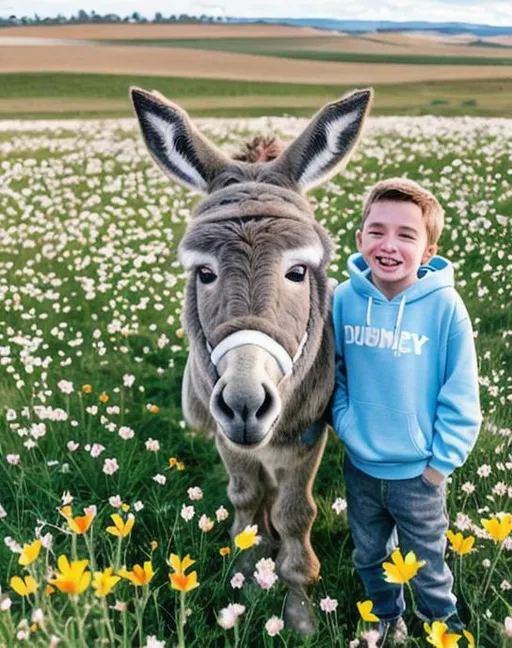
[378,257,399,266]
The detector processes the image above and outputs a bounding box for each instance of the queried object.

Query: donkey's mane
[232,136,286,163]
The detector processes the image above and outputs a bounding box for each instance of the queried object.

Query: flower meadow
[0,113,511,647]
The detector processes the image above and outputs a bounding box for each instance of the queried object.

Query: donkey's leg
[215,435,274,574]
[216,435,263,534]
[270,430,328,634]
[253,465,280,556]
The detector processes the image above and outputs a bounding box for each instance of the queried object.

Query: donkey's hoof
[233,536,279,578]
[233,550,256,579]
[284,589,316,635]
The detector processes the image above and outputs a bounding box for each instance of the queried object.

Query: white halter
[208,329,308,377]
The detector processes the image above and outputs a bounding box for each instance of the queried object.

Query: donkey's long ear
[130,87,229,193]
[272,88,373,192]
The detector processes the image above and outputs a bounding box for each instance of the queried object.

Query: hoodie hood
[347,253,454,304]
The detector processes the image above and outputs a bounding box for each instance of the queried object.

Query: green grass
[1,73,511,119]
[0,113,510,647]
[96,38,512,66]
[0,72,347,100]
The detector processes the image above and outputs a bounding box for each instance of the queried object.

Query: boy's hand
[423,466,445,486]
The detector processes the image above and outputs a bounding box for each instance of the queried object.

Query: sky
[2,0,512,27]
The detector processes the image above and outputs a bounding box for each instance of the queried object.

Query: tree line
[0,11,228,26]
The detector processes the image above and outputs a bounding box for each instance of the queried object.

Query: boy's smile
[356,200,437,299]
[375,256,401,268]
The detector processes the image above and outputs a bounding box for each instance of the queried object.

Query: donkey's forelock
[191,182,316,224]
[208,163,296,194]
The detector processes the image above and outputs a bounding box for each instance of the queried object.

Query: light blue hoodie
[332,253,482,480]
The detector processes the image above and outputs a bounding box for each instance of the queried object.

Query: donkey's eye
[285,265,307,283]
[197,266,217,284]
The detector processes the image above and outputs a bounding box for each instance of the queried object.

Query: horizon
[2,14,512,31]
[1,1,511,28]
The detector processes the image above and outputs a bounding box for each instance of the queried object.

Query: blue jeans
[344,456,458,624]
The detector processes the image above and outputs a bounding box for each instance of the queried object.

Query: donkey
[131,87,372,633]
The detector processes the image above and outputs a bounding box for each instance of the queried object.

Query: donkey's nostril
[216,390,235,420]
[256,386,273,420]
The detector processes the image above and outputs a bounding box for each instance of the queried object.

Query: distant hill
[227,17,512,37]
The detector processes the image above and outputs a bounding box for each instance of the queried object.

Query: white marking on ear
[178,249,218,271]
[299,109,360,189]
[282,244,325,269]
[146,113,208,191]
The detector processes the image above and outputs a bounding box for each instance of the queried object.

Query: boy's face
[356,200,437,299]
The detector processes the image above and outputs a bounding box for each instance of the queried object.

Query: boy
[332,178,481,645]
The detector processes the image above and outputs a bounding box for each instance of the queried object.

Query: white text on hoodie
[345,325,430,355]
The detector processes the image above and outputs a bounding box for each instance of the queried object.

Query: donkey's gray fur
[131,87,372,633]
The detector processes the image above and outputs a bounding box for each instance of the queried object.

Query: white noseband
[208,329,308,377]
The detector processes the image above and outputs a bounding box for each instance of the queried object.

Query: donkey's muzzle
[210,368,282,446]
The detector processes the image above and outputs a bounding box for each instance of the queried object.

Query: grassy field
[3,24,511,57]
[1,24,511,120]
[0,73,511,119]
[96,38,512,66]
[0,113,510,647]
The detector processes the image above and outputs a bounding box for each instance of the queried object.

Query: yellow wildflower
[177,461,185,471]
[234,525,260,550]
[60,505,72,518]
[176,328,185,339]
[424,621,461,647]
[481,514,512,543]
[10,575,38,597]
[106,513,135,538]
[92,568,121,598]
[446,531,475,556]
[19,539,42,566]
[149,405,160,414]
[169,457,177,467]
[59,507,94,535]
[170,570,199,593]
[170,554,195,574]
[118,562,154,586]
[463,630,475,647]
[169,554,199,593]
[383,548,426,584]
[49,556,91,595]
[99,392,109,403]
[82,384,93,394]
[219,547,231,557]
[357,600,380,623]
[121,503,130,513]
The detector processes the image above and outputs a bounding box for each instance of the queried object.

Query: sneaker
[359,617,408,647]
[387,617,408,645]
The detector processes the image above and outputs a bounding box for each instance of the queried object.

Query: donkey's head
[131,88,372,449]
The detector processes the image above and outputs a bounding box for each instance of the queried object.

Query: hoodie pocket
[342,401,430,463]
